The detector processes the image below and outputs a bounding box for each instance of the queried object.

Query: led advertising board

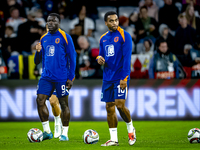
[0,79,199,121]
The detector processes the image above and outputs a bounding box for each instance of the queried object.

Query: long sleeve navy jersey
[97,26,132,82]
[34,28,76,82]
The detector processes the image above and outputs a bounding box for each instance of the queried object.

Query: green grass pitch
[0,121,199,150]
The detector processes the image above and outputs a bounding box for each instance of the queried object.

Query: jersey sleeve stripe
[58,28,68,45]
[117,26,125,42]
[99,31,109,41]
[123,75,129,81]
[40,32,48,41]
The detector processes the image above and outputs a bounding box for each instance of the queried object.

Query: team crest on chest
[114,36,119,42]
[55,38,60,44]
[105,44,115,57]
[46,45,55,56]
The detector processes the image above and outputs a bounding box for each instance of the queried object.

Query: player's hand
[120,80,127,90]
[66,79,73,91]
[36,42,42,52]
[97,56,105,65]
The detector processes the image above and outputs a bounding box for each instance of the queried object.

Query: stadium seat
[97,6,117,19]
[95,19,108,33]
[118,6,139,17]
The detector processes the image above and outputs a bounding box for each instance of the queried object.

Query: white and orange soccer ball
[187,128,200,143]
[27,128,43,143]
[83,129,99,144]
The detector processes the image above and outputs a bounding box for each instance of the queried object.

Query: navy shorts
[101,80,129,102]
[52,89,69,97]
[37,78,69,98]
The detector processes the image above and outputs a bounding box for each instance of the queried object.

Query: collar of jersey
[47,30,59,35]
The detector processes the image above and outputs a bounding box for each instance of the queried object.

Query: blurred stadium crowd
[0,0,200,80]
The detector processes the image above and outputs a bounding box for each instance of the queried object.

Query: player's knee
[36,96,46,106]
[116,103,124,111]
[106,103,115,115]
[49,96,58,107]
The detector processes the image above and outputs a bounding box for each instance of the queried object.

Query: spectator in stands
[181,0,200,13]
[176,44,193,66]
[128,12,139,42]
[71,23,82,51]
[6,7,27,34]
[70,23,82,79]
[2,26,18,64]
[4,0,26,20]
[137,6,158,43]
[187,36,200,78]
[58,7,71,34]
[36,0,56,19]
[184,4,200,36]
[140,39,154,56]
[70,5,95,37]
[139,0,159,21]
[159,0,180,35]
[155,24,174,52]
[174,13,196,55]
[119,16,135,40]
[77,36,102,79]
[17,9,40,55]
[35,9,46,28]
[149,39,179,79]
[183,44,192,56]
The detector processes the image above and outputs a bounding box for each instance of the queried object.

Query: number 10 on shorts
[117,85,127,99]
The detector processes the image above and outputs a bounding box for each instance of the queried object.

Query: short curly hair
[104,11,118,22]
[48,13,61,22]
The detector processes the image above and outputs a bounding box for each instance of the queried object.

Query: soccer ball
[83,129,99,144]
[27,128,43,143]
[187,128,200,143]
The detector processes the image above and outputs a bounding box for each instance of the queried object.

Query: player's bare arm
[97,56,105,65]
[120,80,127,90]
[36,42,42,52]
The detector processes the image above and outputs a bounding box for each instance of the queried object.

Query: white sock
[54,115,61,126]
[62,126,69,137]
[109,128,118,142]
[126,120,134,133]
[42,121,51,133]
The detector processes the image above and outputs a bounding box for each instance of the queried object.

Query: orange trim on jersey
[96,56,100,60]
[40,32,48,41]
[117,26,125,42]
[58,28,68,45]
[99,31,109,41]
[72,77,75,81]
[123,75,129,81]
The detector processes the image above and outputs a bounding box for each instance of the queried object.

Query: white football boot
[128,128,136,145]
[101,140,119,146]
